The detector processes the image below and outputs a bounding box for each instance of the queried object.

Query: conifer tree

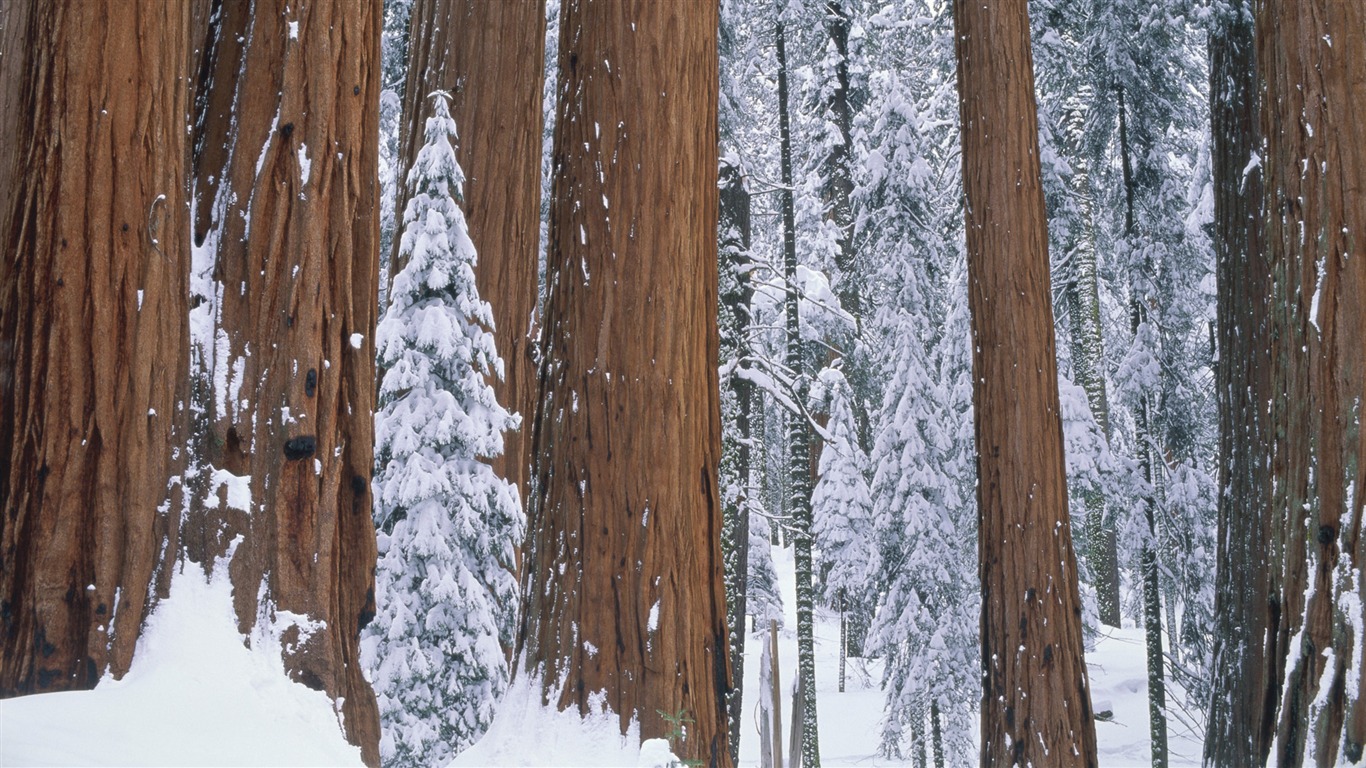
[1082,7,1216,759]
[187,1,382,757]
[776,16,822,764]
[1204,4,1277,766]
[810,366,876,693]
[868,289,978,763]
[362,92,522,768]
[1260,1,1366,764]
[390,0,545,500]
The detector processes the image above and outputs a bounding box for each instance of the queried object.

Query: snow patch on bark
[203,467,253,512]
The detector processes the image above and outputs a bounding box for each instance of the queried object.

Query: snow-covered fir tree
[361,91,523,768]
[867,277,979,765]
[809,364,876,686]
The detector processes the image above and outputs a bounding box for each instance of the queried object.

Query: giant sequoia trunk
[951,0,1099,765]
[517,1,731,765]
[1205,4,1277,765]
[1261,1,1366,765]
[392,0,545,501]
[0,0,189,696]
[189,1,381,762]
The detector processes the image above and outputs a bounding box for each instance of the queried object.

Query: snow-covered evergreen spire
[810,365,876,615]
[361,90,523,768]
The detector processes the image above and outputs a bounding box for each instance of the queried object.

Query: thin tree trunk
[0,0,189,697]
[1058,92,1122,628]
[1067,274,1122,628]
[821,0,858,324]
[188,2,381,762]
[390,0,545,503]
[911,710,926,768]
[771,620,785,768]
[1117,83,1170,768]
[776,18,821,768]
[516,2,730,764]
[720,158,755,762]
[952,0,1099,765]
[838,596,846,694]
[930,701,945,768]
[1260,1,1366,765]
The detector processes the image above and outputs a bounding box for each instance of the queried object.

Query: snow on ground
[0,545,1203,767]
[452,673,678,767]
[0,562,362,767]
[1089,626,1204,767]
[732,545,1204,767]
[735,544,887,767]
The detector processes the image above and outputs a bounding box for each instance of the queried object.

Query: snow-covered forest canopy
[0,0,1363,767]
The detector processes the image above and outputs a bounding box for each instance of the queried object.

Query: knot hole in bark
[1318,524,1336,546]
[283,435,316,461]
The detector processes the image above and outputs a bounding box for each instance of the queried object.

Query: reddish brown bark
[952,0,1098,765]
[518,1,731,765]
[189,1,381,763]
[0,0,189,696]
[1261,1,1366,765]
[392,0,545,504]
[1205,4,1278,765]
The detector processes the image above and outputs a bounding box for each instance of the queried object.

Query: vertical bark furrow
[1205,3,1276,765]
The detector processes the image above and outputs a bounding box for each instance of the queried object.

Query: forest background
[0,0,1362,767]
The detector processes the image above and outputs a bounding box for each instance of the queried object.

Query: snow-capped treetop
[365,90,524,768]
[377,91,516,501]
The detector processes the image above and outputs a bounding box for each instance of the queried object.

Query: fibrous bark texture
[1205,3,1277,766]
[518,1,731,765]
[1260,1,1366,765]
[393,0,545,502]
[189,1,381,763]
[951,0,1099,765]
[0,0,189,697]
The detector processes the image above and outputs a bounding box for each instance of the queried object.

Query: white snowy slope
[451,674,679,767]
[1089,626,1204,768]
[0,545,1202,767]
[0,563,363,767]
[731,545,1203,767]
